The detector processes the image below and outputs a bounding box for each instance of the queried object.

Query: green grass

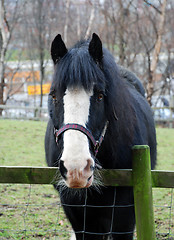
[0,120,71,239]
[152,128,174,238]
[0,120,174,239]
[156,128,174,170]
[0,120,46,166]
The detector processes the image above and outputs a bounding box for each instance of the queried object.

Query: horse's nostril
[84,158,95,173]
[59,160,67,180]
[88,175,92,181]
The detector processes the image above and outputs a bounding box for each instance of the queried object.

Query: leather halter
[54,121,109,157]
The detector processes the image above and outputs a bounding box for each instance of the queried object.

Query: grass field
[0,119,174,239]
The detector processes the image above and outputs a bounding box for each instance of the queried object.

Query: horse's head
[49,34,109,189]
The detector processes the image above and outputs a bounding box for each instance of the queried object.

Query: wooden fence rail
[0,145,174,240]
[0,166,174,188]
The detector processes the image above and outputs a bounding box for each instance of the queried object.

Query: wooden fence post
[132,145,156,240]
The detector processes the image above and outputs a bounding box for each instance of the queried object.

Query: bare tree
[77,7,81,39]
[25,0,54,108]
[85,1,95,39]
[0,0,20,113]
[64,0,70,45]
[147,0,167,105]
[1,0,173,110]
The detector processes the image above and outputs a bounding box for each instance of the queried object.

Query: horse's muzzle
[59,159,94,188]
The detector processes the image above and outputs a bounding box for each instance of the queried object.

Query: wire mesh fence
[0,183,173,240]
[0,146,173,239]
[0,184,72,239]
[153,188,174,239]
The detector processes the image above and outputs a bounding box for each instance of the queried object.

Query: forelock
[52,41,106,92]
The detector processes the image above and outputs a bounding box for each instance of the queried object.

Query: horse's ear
[89,33,103,64]
[51,34,67,64]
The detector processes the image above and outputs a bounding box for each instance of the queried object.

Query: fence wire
[0,184,72,239]
[0,184,173,240]
[153,188,174,240]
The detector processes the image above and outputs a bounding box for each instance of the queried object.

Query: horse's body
[45,34,156,240]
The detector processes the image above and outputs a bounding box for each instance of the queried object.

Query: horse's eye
[52,94,57,100]
[98,93,104,102]
[49,91,57,102]
[49,90,56,99]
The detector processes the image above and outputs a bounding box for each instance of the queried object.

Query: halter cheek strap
[54,121,109,157]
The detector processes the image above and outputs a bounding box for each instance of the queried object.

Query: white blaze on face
[61,88,94,172]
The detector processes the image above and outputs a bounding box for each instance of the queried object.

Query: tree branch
[143,0,162,14]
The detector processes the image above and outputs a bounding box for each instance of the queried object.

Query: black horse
[45,33,156,240]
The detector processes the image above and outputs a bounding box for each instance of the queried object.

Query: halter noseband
[54,121,109,157]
